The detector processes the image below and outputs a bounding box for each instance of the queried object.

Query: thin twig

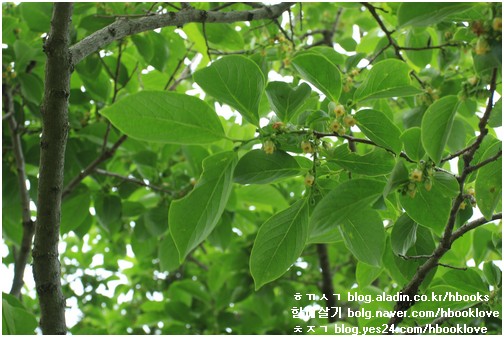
[164,43,194,90]
[94,169,174,195]
[437,263,467,270]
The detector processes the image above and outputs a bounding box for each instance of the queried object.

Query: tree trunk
[32,3,73,334]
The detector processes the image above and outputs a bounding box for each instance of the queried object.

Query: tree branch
[32,3,73,334]
[387,68,498,329]
[316,244,338,323]
[4,86,35,298]
[93,168,174,195]
[61,135,127,200]
[361,2,425,87]
[70,3,294,65]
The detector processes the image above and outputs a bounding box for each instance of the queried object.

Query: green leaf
[291,53,342,102]
[331,145,395,176]
[266,82,311,122]
[441,268,487,294]
[169,151,237,261]
[473,227,492,264]
[233,150,301,184]
[19,73,44,105]
[94,194,122,234]
[198,23,244,50]
[354,109,402,154]
[193,55,265,125]
[475,142,502,220]
[400,127,425,161]
[234,185,289,212]
[159,234,181,272]
[250,199,309,290]
[309,179,385,242]
[488,98,501,128]
[2,300,15,334]
[383,159,410,197]
[421,95,460,164]
[101,91,225,144]
[398,3,474,27]
[391,213,417,256]
[483,261,501,286]
[19,2,52,32]
[61,191,90,234]
[433,171,459,198]
[404,30,433,68]
[144,204,168,236]
[356,262,383,287]
[354,59,422,102]
[399,183,451,235]
[339,209,385,266]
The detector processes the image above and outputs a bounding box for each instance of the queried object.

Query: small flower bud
[334,104,346,117]
[343,115,356,127]
[304,174,315,187]
[411,169,423,182]
[475,38,490,55]
[330,120,342,133]
[263,140,275,154]
[301,140,314,154]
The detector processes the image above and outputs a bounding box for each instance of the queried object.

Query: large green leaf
[18,73,43,105]
[354,59,422,102]
[61,191,90,234]
[399,183,451,235]
[94,194,122,234]
[421,96,459,164]
[391,213,417,256]
[250,199,309,290]
[354,109,402,154]
[266,82,311,122]
[339,209,385,266]
[101,91,225,144]
[193,55,265,125]
[198,23,244,50]
[19,2,52,32]
[169,151,237,261]
[397,3,474,27]
[400,127,425,161]
[291,53,342,102]
[475,142,502,220]
[233,150,301,184]
[331,145,395,176]
[309,179,385,242]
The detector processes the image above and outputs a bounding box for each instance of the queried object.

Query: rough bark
[32,3,73,334]
[4,87,35,298]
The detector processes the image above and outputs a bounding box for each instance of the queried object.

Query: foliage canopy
[2,1,502,335]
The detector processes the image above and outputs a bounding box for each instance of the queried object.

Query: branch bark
[316,244,338,322]
[4,87,35,298]
[32,3,73,334]
[69,3,294,65]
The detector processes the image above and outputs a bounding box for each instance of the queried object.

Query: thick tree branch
[387,68,498,329]
[450,213,502,243]
[33,3,73,334]
[4,86,35,298]
[70,3,294,65]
